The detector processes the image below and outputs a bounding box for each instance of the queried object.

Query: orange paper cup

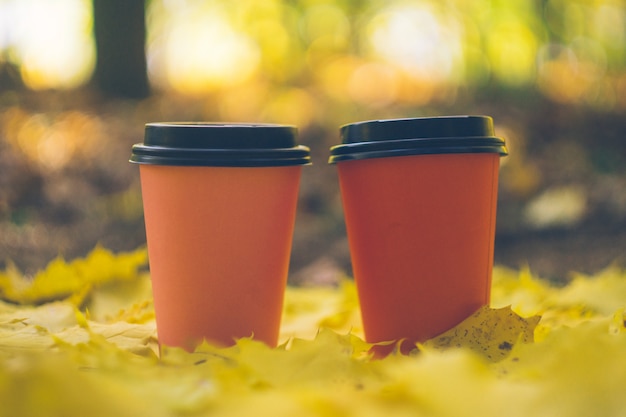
[329,116,508,356]
[131,123,310,350]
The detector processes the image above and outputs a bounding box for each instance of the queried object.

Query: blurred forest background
[0,0,625,283]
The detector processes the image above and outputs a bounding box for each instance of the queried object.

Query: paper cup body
[131,123,310,350]
[330,116,507,353]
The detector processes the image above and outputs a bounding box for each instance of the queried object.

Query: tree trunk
[92,0,150,98]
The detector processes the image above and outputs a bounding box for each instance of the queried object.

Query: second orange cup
[329,116,508,356]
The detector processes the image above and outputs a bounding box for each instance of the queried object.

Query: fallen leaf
[421,305,541,362]
[0,246,147,305]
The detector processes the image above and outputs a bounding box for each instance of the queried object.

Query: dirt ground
[1,90,624,283]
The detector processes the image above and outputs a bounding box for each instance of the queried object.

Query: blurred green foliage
[141,0,626,125]
[1,0,625,116]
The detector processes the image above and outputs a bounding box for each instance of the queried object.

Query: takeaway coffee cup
[131,123,310,350]
[329,116,508,355]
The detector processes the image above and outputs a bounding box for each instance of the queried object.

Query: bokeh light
[367,4,463,85]
[1,0,94,90]
[1,107,104,172]
[146,1,260,94]
[486,17,540,86]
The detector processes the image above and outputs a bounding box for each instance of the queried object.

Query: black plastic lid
[130,122,311,167]
[329,116,508,164]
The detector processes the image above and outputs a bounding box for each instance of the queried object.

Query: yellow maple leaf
[421,305,541,362]
[0,246,147,305]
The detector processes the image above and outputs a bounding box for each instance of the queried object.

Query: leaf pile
[1,248,626,416]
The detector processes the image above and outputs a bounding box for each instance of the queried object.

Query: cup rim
[329,136,508,163]
[130,122,311,167]
[328,115,508,164]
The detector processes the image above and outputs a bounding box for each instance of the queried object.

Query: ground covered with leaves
[1,246,625,416]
